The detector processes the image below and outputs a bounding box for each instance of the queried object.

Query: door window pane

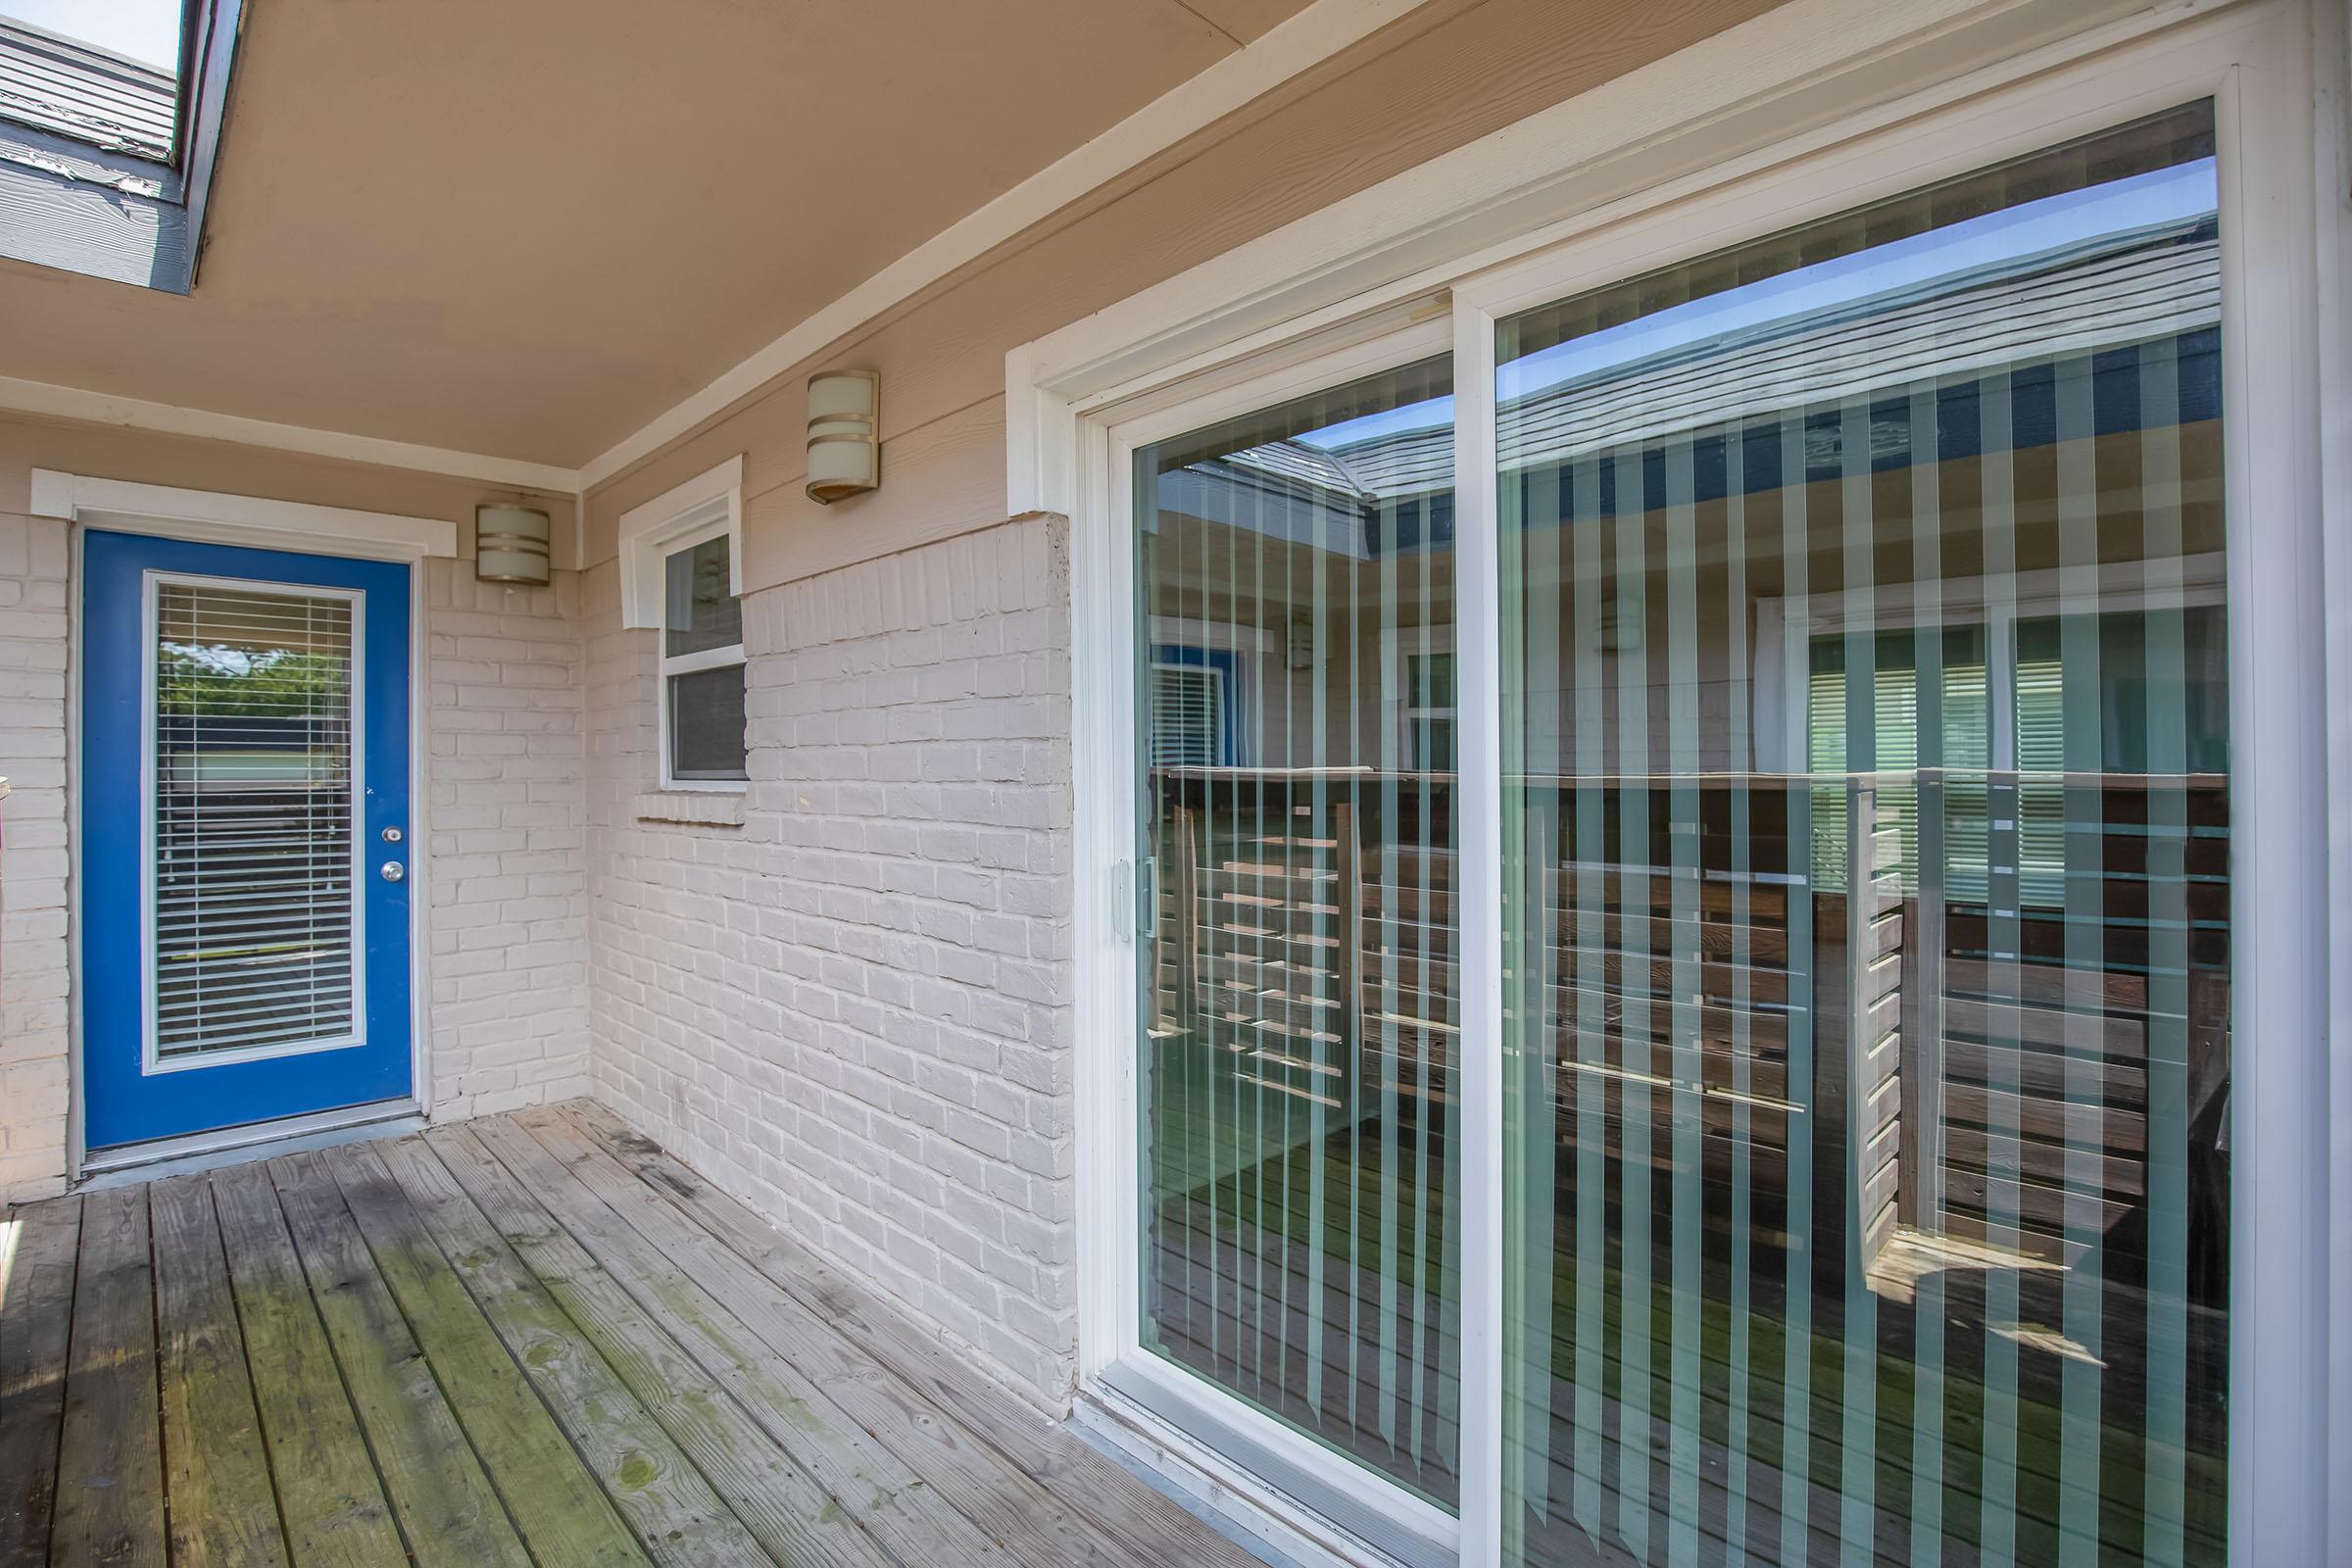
[153,583,358,1057]
[1135,357,1463,1503]
[1496,104,2228,1567]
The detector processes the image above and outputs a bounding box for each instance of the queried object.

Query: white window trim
[650,514,749,794]
[1036,3,2339,1565]
[31,470,459,560]
[1099,321,1463,1568]
[618,456,750,793]
[616,454,745,629]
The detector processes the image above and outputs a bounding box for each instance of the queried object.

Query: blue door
[81,530,415,1151]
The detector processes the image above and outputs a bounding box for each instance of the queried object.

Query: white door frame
[1033,1,2341,1561]
[36,470,455,1181]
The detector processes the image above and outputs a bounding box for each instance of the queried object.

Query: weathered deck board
[328,1142,769,1567]
[511,1106,1148,1568]
[462,1115,1033,1568]
[50,1186,165,1568]
[259,1152,532,1567]
[1,1105,1269,1568]
[564,1100,1274,1568]
[393,1132,895,1568]
[0,1196,79,1568]
[208,1160,410,1568]
[277,1150,649,1568]
[148,1175,289,1568]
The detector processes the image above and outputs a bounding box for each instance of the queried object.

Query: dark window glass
[664,534,742,657]
[668,665,747,781]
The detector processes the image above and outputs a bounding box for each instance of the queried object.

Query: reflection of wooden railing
[1152,770,1449,1124]
[1146,766,2226,1279]
[1919,770,2230,1267]
[1845,782,1904,1265]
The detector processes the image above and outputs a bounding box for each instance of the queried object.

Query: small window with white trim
[659,525,746,786]
[616,455,748,794]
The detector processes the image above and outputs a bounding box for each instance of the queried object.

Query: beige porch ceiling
[0,0,1318,468]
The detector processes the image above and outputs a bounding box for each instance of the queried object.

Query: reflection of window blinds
[2015,634,2070,908]
[1810,631,2007,902]
[1875,657,1920,895]
[1941,655,1992,905]
[1808,645,1847,886]
[1808,633,1920,890]
[1151,663,1223,767]
[152,585,358,1059]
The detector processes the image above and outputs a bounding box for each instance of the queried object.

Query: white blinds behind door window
[1151,663,1225,768]
[152,583,359,1059]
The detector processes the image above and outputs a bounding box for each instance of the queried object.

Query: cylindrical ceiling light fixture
[806,368,879,505]
[475,502,553,584]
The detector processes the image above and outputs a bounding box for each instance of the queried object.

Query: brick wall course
[587,515,1078,1405]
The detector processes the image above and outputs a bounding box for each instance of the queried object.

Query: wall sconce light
[475,502,553,584]
[806,369,879,505]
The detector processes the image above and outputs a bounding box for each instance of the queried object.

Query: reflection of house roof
[1497,219,2217,469]
[1221,439,1370,499]
[1172,218,2218,534]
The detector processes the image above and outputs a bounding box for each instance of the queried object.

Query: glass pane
[1497,105,2228,1567]
[668,664,747,780]
[153,583,358,1057]
[1135,357,1462,1504]
[665,533,742,657]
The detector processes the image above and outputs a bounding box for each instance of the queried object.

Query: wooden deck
[0,1102,1267,1568]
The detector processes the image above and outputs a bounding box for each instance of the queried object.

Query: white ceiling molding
[0,373,578,493]
[573,0,1432,494]
[31,469,459,561]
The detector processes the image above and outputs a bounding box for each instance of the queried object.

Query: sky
[5,0,180,69]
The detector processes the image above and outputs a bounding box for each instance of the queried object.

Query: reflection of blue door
[81,530,414,1151]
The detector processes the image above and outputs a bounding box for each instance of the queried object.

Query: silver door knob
[379,860,406,883]
[381,825,404,844]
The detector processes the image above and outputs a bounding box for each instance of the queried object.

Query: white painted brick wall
[0,513,70,1202]
[0,542,589,1205]
[422,559,591,1119]
[7,511,1077,1412]
[588,515,1078,1405]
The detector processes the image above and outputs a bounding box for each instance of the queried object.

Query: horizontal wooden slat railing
[1145,765,2224,1280]
[1924,769,2230,1267]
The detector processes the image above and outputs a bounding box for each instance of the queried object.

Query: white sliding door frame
[1088,318,1465,1567]
[1052,2,2336,1562]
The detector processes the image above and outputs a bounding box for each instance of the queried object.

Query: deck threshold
[75,1099,421,1186]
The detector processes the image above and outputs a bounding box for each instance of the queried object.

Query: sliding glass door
[1129,102,2230,1568]
[1134,361,1465,1506]
[1494,103,2228,1567]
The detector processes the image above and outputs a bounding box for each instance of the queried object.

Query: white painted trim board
[32,470,459,560]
